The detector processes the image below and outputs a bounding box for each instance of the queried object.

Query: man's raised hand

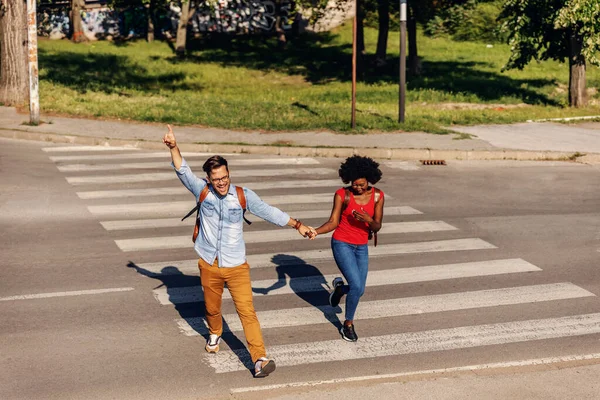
[163,124,177,149]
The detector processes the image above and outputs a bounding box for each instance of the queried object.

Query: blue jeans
[331,238,369,321]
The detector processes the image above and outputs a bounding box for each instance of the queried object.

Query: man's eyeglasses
[211,175,229,184]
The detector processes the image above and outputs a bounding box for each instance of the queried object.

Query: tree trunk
[71,0,87,42]
[0,0,29,106]
[375,0,389,66]
[147,0,155,42]
[356,0,365,55]
[407,5,421,76]
[275,0,286,49]
[568,30,586,107]
[175,0,191,57]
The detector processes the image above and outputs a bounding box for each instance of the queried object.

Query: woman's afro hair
[338,155,382,184]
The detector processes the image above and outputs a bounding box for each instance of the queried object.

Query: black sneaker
[340,324,358,342]
[329,277,344,307]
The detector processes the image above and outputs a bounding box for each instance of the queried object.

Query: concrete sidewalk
[1,107,599,163]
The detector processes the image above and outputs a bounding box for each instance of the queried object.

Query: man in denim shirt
[163,125,311,378]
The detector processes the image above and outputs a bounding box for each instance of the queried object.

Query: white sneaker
[254,357,276,378]
[205,334,221,353]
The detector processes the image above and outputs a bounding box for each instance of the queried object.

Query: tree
[500,0,600,107]
[175,0,193,57]
[71,0,87,42]
[0,0,29,106]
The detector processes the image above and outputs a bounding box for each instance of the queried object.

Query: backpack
[182,182,251,243]
[341,187,382,246]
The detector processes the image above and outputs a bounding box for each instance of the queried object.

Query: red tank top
[332,187,383,245]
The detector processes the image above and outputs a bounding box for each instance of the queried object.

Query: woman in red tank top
[308,156,385,342]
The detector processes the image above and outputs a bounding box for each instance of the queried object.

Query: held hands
[297,224,312,238]
[162,124,177,149]
[306,226,318,240]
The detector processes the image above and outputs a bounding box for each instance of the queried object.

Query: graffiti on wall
[190,0,292,34]
[37,0,292,40]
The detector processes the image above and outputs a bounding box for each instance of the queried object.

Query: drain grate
[420,160,447,165]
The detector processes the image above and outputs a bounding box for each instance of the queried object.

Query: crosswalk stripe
[176,283,594,335]
[152,258,536,305]
[116,221,457,252]
[99,206,419,230]
[209,313,600,373]
[382,161,421,171]
[129,238,496,276]
[0,287,134,301]
[42,146,141,152]
[49,152,239,161]
[66,168,335,185]
[231,353,600,392]
[57,158,320,172]
[88,192,339,216]
[77,179,343,199]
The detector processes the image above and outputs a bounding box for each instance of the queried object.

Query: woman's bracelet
[294,219,302,230]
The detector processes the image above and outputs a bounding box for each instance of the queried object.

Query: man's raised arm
[162,124,182,169]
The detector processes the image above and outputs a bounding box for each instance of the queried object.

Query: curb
[1,127,597,164]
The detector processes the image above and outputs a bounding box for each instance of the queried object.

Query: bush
[425,0,504,43]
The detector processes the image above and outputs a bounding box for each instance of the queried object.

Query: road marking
[77,179,344,199]
[382,161,421,170]
[77,179,343,199]
[66,167,335,185]
[100,205,418,229]
[128,238,496,275]
[88,192,339,216]
[209,313,600,373]
[42,146,141,152]
[177,283,594,335]
[49,152,239,161]
[152,258,536,305]
[65,168,335,185]
[231,353,600,393]
[0,287,134,301]
[57,158,320,172]
[116,221,456,252]
[99,206,415,230]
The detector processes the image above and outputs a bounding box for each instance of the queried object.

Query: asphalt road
[1,137,599,399]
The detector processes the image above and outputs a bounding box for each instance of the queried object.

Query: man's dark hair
[202,155,229,175]
[338,155,382,184]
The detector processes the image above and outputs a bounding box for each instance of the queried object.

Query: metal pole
[26,0,40,125]
[399,0,407,123]
[351,0,357,129]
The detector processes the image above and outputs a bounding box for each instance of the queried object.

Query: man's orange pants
[198,258,266,363]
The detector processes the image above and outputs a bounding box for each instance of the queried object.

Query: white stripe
[177,283,594,336]
[88,192,339,216]
[78,179,342,199]
[49,152,239,161]
[42,146,141,152]
[231,353,600,393]
[152,258,536,305]
[382,161,421,170]
[0,287,134,301]
[209,313,600,373]
[129,238,496,276]
[58,158,320,172]
[66,168,335,185]
[115,221,456,252]
[99,206,415,229]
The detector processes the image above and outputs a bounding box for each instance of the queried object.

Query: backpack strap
[372,187,381,247]
[235,186,252,225]
[190,184,210,243]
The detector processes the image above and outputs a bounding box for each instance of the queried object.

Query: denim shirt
[173,158,290,267]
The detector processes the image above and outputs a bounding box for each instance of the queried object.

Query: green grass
[37,24,600,133]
